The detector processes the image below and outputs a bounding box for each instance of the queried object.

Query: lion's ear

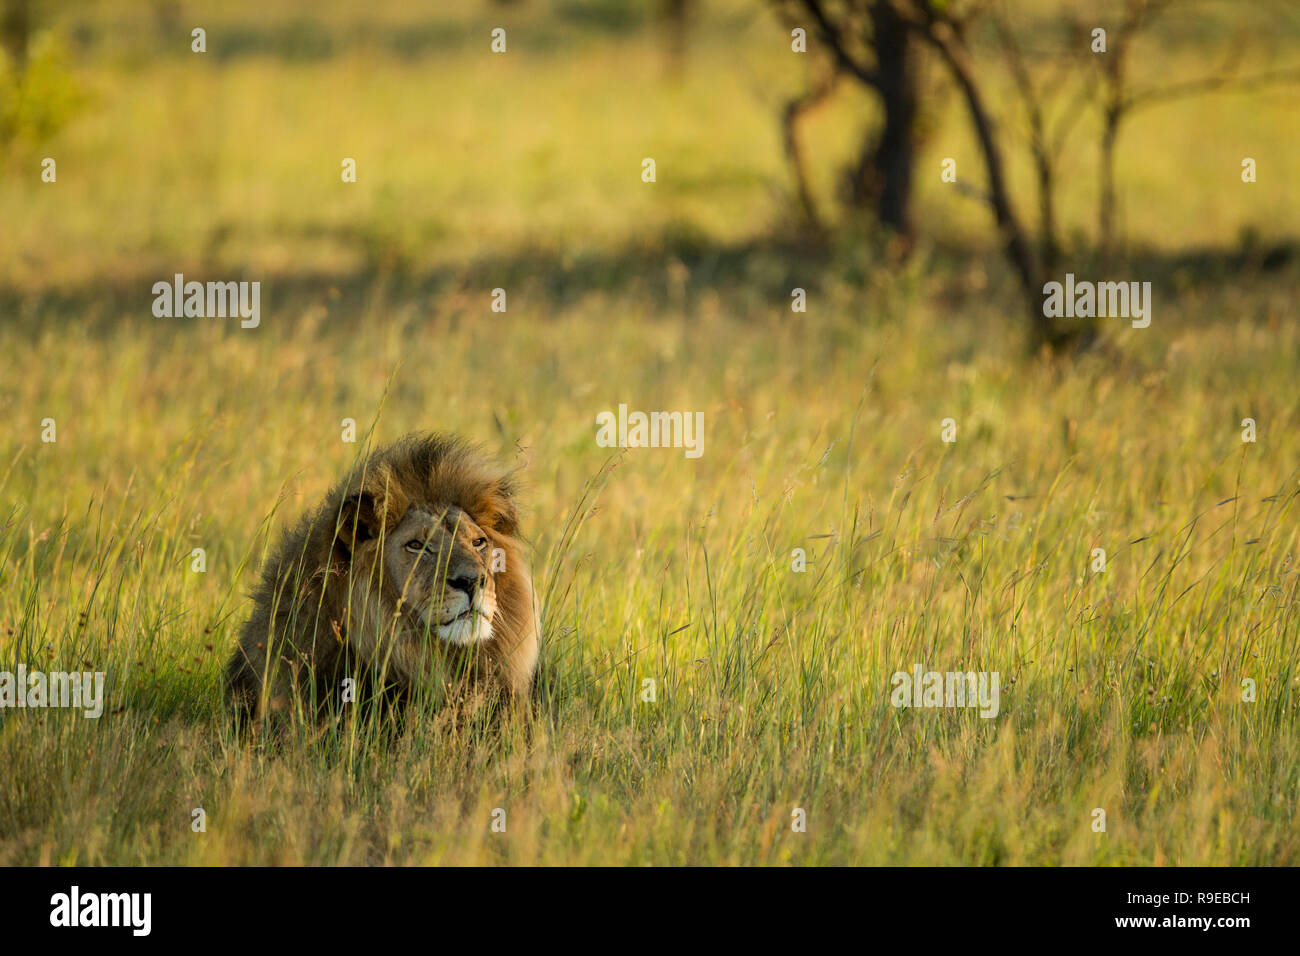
[485,478,518,536]
[336,491,385,554]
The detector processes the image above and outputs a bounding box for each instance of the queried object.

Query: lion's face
[379,505,497,645]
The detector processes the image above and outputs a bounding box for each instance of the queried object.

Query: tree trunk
[2,0,31,69]
[1036,151,1060,273]
[849,2,918,247]
[783,70,839,229]
[1098,106,1120,267]
[662,0,692,79]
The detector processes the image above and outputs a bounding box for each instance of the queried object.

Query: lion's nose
[447,574,482,596]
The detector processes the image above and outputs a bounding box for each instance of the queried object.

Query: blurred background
[2,0,1297,618]
[2,0,1296,310]
[3,0,1296,499]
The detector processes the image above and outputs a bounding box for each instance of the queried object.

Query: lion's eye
[405,539,424,552]
[472,536,488,549]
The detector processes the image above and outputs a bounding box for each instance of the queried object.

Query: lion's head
[227,433,539,721]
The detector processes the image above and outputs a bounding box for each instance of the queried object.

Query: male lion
[226,433,539,722]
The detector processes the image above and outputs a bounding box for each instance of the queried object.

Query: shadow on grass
[70,3,664,64]
[1,224,1295,340]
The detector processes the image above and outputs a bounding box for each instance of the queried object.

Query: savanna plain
[0,0,1297,864]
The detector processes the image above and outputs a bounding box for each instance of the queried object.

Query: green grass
[0,0,1297,865]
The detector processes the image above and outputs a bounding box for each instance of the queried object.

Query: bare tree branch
[803,0,882,88]
[1124,66,1300,111]
[782,66,840,228]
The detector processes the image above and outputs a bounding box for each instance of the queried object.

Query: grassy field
[0,0,1297,865]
